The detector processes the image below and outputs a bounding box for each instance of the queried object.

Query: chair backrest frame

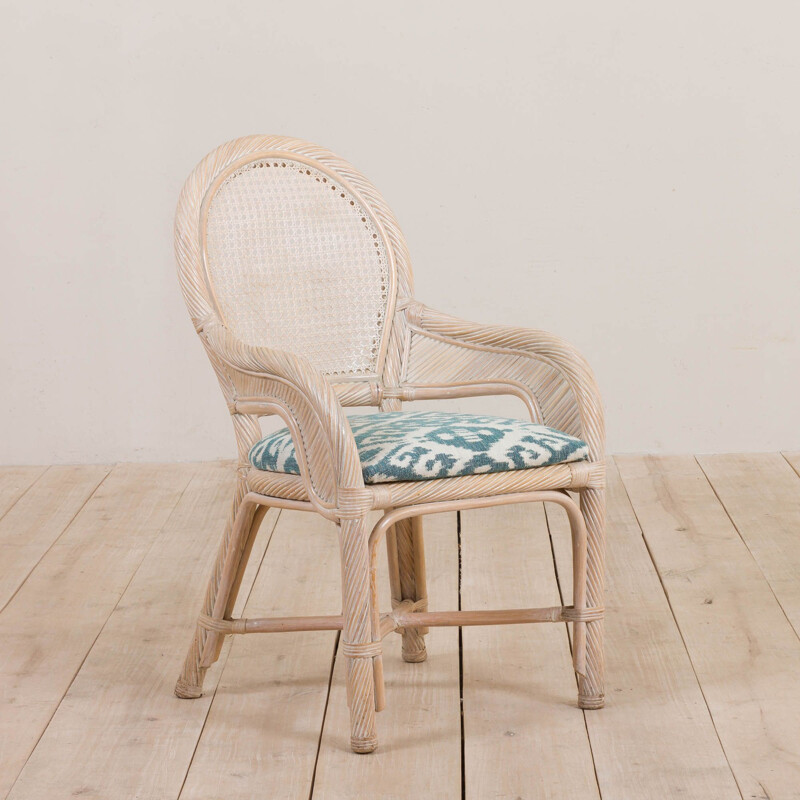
[175,135,415,390]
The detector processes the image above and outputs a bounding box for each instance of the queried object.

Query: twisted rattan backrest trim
[175,136,414,384]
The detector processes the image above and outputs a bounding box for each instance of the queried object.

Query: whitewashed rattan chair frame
[173,136,606,754]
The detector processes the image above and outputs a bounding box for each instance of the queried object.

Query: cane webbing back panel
[204,157,392,378]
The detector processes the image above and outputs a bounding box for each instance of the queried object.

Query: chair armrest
[403,303,605,460]
[200,319,364,505]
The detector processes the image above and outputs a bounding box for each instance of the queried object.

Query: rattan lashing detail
[173,136,606,752]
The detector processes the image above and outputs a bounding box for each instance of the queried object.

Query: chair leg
[339,515,379,753]
[175,477,262,699]
[578,487,606,709]
[387,515,428,662]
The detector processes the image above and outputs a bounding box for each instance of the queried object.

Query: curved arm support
[201,319,365,505]
[403,303,605,461]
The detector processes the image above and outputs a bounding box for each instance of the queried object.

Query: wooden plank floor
[1,455,799,799]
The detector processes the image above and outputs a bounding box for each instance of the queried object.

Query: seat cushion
[249,410,588,485]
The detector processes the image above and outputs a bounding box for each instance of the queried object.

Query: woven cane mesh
[205,158,391,377]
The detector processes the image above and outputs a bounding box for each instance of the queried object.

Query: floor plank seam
[695,456,800,645]
[6,555,143,795]
[781,452,800,479]
[308,630,340,800]
[177,507,282,799]
[0,466,112,615]
[5,464,200,799]
[614,459,746,800]
[0,466,51,525]
[543,504,567,614]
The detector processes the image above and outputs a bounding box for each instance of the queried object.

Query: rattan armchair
[173,136,606,753]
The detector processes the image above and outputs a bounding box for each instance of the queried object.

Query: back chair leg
[577,487,606,709]
[386,515,428,662]
[339,515,380,753]
[175,477,263,699]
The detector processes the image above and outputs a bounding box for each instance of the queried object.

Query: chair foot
[174,627,209,699]
[578,694,605,710]
[174,678,204,699]
[389,516,429,664]
[400,614,428,662]
[350,735,379,754]
[402,643,428,663]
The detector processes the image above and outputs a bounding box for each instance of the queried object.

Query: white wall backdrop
[1,2,798,464]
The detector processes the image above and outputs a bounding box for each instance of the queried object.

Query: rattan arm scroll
[201,319,365,507]
[401,302,607,706]
[402,303,605,460]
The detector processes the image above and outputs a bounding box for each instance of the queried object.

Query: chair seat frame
[173,136,606,753]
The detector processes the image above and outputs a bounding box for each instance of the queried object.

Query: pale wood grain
[0,463,195,799]
[0,466,47,520]
[617,454,800,800]
[4,455,800,796]
[180,508,341,800]
[547,461,740,798]
[0,464,110,611]
[461,503,600,800]
[699,453,800,640]
[311,511,461,799]
[4,462,274,800]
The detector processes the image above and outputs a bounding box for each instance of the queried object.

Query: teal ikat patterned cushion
[249,410,589,485]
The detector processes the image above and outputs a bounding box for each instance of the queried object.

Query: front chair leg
[387,515,428,662]
[175,478,262,699]
[339,515,379,753]
[578,486,606,709]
